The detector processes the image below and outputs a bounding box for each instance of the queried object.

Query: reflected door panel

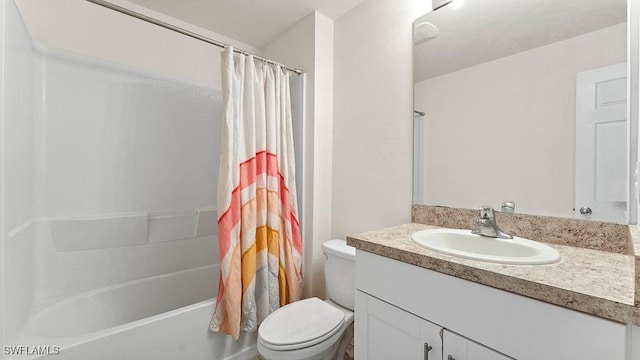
[575,63,627,223]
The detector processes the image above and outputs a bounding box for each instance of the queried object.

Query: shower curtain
[209,47,303,340]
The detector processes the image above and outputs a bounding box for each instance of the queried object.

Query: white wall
[264,11,334,298]
[36,53,221,217]
[415,24,626,218]
[332,0,431,239]
[15,0,258,87]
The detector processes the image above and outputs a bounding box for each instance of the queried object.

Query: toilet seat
[258,297,345,351]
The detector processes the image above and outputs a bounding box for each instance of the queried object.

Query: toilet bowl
[257,239,356,360]
[257,298,354,360]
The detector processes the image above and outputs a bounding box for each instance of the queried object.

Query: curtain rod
[85,0,304,75]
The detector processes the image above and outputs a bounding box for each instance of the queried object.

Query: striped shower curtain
[209,47,303,340]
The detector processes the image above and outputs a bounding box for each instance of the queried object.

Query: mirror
[413,0,632,223]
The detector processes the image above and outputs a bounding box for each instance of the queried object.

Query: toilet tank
[322,239,356,310]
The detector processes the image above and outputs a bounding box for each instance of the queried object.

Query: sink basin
[410,229,561,265]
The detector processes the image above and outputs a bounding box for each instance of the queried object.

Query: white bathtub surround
[14,266,258,360]
[0,2,257,358]
[211,47,303,339]
[22,266,217,339]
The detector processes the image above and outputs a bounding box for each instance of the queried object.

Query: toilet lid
[259,297,345,349]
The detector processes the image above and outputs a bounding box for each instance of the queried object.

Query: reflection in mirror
[413,0,632,224]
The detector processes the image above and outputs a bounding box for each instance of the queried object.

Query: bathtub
[10,265,258,360]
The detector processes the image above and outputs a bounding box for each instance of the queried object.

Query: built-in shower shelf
[196,209,217,238]
[8,208,218,251]
[146,208,216,243]
[50,213,149,251]
[148,210,197,244]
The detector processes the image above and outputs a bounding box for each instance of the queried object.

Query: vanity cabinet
[354,250,628,360]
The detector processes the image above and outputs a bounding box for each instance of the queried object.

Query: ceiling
[125,0,368,49]
[414,0,627,81]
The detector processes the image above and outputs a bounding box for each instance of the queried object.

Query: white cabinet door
[443,329,512,360]
[355,290,442,360]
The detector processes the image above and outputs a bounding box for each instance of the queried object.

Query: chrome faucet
[471,206,513,239]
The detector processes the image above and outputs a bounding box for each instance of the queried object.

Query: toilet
[257,239,356,360]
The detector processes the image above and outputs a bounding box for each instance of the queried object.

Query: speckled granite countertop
[347,222,637,325]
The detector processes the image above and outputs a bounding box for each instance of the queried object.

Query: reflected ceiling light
[414,21,440,44]
[449,0,465,9]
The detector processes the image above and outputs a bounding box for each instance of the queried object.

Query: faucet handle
[501,201,515,213]
[478,206,495,219]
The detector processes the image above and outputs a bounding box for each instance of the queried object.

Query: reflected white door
[575,63,627,223]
